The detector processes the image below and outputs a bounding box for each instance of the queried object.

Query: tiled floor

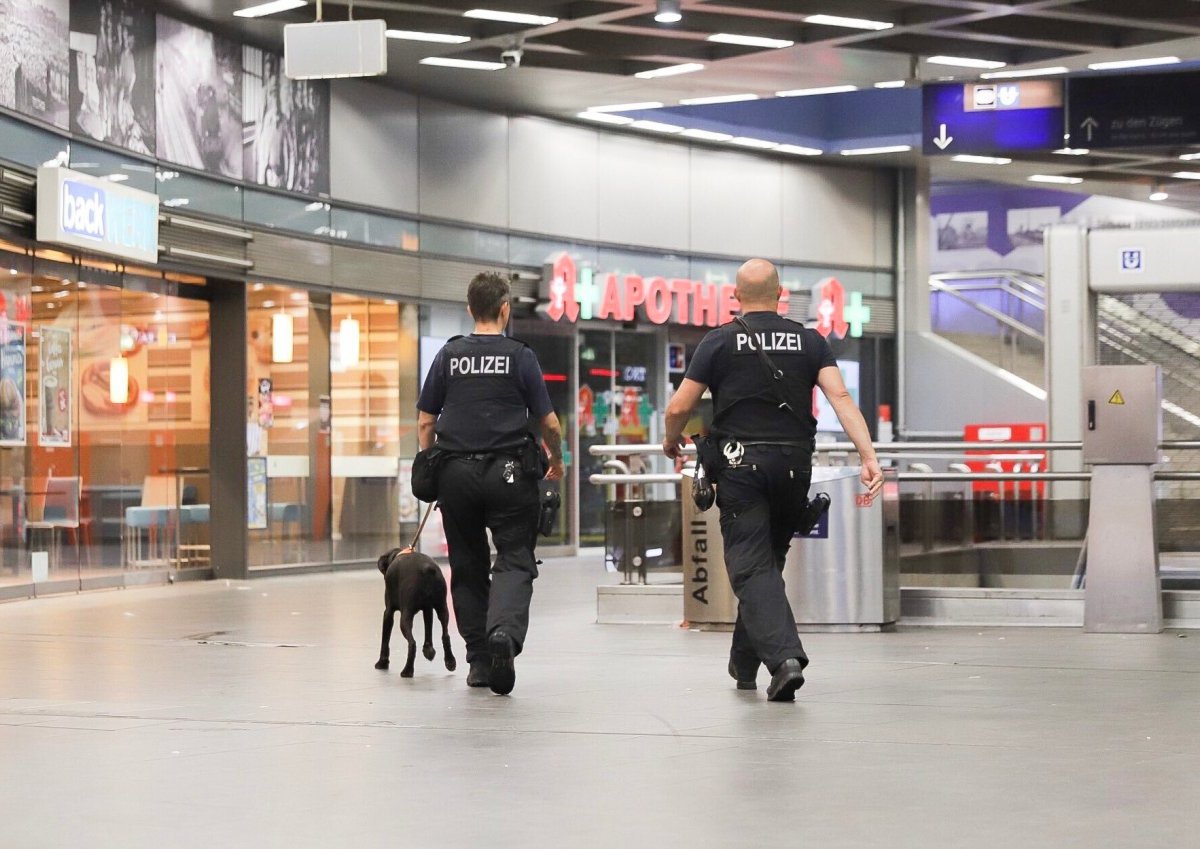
[1,557,1197,848]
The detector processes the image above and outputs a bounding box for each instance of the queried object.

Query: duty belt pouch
[410,446,446,502]
[520,434,548,479]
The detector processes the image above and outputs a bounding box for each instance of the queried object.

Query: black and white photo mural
[69,0,156,155]
[0,0,70,128]
[242,45,330,195]
[155,16,242,179]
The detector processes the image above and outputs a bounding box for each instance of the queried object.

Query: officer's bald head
[735,259,782,309]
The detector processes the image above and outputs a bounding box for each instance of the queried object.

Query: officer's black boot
[766,658,805,702]
[467,658,491,688]
[488,630,517,695]
[728,653,760,691]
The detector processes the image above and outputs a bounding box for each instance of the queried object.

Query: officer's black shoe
[487,630,517,695]
[467,659,491,688]
[728,657,759,691]
[797,492,831,536]
[766,658,806,702]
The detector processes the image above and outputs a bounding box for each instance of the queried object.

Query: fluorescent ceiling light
[1028,174,1083,184]
[775,84,857,98]
[729,137,779,149]
[577,112,635,125]
[952,154,1012,165]
[588,101,663,113]
[1054,148,1090,155]
[1178,153,1200,161]
[107,173,129,182]
[635,63,705,79]
[927,56,1007,70]
[1088,56,1179,71]
[463,9,557,25]
[874,80,907,89]
[680,128,734,141]
[775,144,823,156]
[629,120,684,133]
[1150,190,1169,201]
[840,145,912,156]
[386,30,471,44]
[980,66,1069,79]
[678,93,759,105]
[420,57,506,71]
[1171,171,1200,180]
[707,33,794,49]
[233,0,305,17]
[805,14,893,31]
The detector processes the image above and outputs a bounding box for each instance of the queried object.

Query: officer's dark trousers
[438,455,540,664]
[715,444,811,674]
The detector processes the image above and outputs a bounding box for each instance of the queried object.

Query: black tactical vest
[709,313,825,443]
[434,335,532,453]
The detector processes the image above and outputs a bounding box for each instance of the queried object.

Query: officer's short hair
[467,272,511,321]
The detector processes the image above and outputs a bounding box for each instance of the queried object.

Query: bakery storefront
[0,162,428,597]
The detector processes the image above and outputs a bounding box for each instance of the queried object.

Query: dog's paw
[374,659,389,670]
[400,667,415,678]
[445,656,457,672]
[423,646,436,661]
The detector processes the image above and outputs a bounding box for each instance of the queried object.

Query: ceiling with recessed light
[164,1,1200,206]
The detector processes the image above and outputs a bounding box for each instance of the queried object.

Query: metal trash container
[784,467,900,631]
[681,466,900,631]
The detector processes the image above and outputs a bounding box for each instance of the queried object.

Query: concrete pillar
[897,165,931,438]
[1043,224,1094,533]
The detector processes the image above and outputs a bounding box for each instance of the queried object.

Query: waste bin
[681,466,900,631]
[681,468,737,626]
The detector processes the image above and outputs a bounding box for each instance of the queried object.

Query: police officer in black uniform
[417,272,564,695]
[663,258,883,702]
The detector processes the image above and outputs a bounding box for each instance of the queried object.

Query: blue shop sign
[37,167,159,264]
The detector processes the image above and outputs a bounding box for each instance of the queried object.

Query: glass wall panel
[511,320,574,547]
[244,189,330,235]
[246,283,331,568]
[330,208,420,251]
[419,222,508,262]
[69,142,156,192]
[330,293,419,560]
[156,170,244,219]
[1,248,212,590]
[0,114,70,169]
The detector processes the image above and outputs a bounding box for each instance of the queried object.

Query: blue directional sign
[1068,71,1200,148]
[923,80,1065,156]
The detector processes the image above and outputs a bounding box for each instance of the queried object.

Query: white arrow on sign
[933,123,953,150]
[1080,116,1099,142]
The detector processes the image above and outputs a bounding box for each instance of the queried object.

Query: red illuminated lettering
[643,277,672,324]
[718,283,738,325]
[547,253,579,322]
[598,273,623,320]
[622,275,645,321]
[669,279,695,323]
[692,283,720,327]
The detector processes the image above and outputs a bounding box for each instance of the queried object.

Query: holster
[520,434,548,479]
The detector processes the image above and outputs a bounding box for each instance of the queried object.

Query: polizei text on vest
[450,355,512,376]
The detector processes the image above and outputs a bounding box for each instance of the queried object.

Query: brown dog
[374,547,456,677]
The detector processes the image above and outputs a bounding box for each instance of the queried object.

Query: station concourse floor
[1,556,1197,849]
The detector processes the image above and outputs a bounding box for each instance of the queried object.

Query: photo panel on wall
[69,0,156,155]
[155,15,243,180]
[0,0,70,128]
[242,45,330,195]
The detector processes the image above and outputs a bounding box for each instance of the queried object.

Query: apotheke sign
[541,253,788,328]
[36,166,159,264]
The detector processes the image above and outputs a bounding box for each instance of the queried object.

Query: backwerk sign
[540,253,788,328]
[36,166,159,264]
